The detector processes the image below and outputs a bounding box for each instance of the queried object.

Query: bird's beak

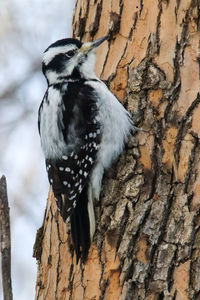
[78,35,108,55]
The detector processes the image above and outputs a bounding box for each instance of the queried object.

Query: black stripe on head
[45,53,67,73]
[44,38,82,53]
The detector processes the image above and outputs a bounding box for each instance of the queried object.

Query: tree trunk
[34,0,200,299]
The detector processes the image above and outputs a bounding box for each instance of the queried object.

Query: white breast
[86,80,133,201]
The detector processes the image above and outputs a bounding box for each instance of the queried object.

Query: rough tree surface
[34,0,200,299]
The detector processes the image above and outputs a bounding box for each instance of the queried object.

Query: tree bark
[34,0,200,299]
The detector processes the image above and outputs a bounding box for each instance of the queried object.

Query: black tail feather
[70,185,90,263]
[70,211,81,262]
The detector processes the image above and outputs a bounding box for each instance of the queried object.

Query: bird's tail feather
[70,184,95,263]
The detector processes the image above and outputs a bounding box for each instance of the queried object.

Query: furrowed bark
[34,0,200,299]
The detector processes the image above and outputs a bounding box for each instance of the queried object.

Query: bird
[38,35,133,262]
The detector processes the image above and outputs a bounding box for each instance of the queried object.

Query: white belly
[86,80,133,201]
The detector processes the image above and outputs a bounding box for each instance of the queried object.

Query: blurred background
[0,0,74,299]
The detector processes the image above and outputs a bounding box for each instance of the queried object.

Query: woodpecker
[38,36,133,262]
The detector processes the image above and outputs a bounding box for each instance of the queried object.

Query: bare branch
[0,175,13,300]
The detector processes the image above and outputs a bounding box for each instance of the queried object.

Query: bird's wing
[46,81,102,221]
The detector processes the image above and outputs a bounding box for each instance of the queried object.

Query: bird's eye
[65,50,76,57]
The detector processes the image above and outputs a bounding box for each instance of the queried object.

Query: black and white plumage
[38,36,133,262]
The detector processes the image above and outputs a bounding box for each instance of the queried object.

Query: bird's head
[42,36,108,84]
